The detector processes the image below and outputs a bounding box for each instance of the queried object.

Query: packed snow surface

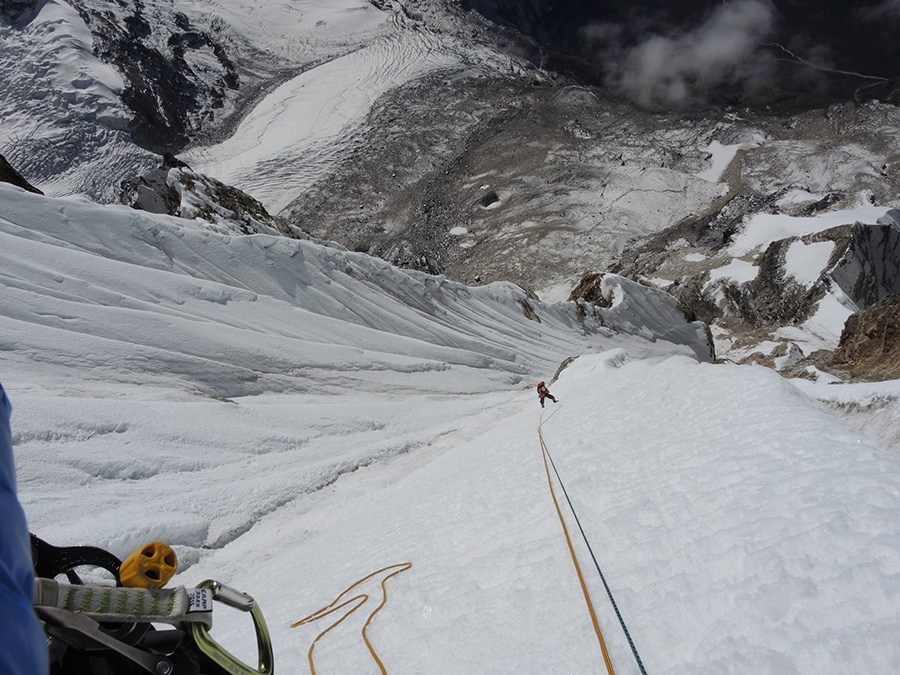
[2,182,899,673]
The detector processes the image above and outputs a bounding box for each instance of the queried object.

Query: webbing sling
[34,577,214,627]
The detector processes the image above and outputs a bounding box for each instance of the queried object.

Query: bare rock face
[668,213,900,333]
[829,211,900,311]
[0,152,42,194]
[661,226,850,332]
[64,0,241,153]
[830,294,900,381]
[568,271,612,308]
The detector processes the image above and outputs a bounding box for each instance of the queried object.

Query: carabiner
[209,580,255,611]
[187,579,274,675]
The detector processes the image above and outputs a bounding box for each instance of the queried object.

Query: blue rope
[540,424,649,675]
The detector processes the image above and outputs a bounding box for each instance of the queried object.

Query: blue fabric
[0,383,49,675]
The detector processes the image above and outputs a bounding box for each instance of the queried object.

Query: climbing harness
[291,562,412,675]
[30,534,274,675]
[538,413,649,675]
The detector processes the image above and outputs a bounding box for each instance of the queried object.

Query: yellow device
[119,542,178,588]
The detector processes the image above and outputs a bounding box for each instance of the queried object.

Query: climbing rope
[539,412,649,675]
[538,423,616,675]
[542,400,564,424]
[291,562,412,675]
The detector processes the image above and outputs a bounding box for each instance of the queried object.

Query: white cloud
[591,0,778,108]
[860,0,900,22]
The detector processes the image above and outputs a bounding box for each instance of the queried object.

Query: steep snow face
[2,159,898,675]
[11,351,900,674]
[0,184,711,400]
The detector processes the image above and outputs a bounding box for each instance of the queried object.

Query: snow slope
[3,184,899,673]
[0,183,710,399]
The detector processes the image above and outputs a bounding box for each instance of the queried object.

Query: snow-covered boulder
[571,272,715,363]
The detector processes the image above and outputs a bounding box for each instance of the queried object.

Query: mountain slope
[2,2,900,673]
[0,183,711,399]
[0,104,900,674]
[2,161,898,675]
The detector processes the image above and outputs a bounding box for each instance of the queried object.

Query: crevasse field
[3,182,900,674]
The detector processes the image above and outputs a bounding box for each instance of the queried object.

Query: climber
[0,383,50,675]
[536,381,557,408]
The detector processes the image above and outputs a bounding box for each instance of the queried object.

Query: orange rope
[539,424,616,675]
[291,562,412,675]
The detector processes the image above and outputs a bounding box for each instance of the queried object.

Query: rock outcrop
[0,153,42,194]
[830,294,900,381]
[120,155,295,238]
[829,211,900,311]
[568,271,612,308]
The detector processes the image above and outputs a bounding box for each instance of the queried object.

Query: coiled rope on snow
[291,562,412,675]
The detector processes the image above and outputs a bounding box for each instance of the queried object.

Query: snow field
[542,354,900,674]
[115,352,900,675]
[3,181,899,673]
[19,358,895,674]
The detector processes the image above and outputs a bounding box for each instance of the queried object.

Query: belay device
[30,534,274,675]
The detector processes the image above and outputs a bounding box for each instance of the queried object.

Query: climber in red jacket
[536,381,558,408]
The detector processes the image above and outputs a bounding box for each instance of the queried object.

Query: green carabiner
[187,579,274,675]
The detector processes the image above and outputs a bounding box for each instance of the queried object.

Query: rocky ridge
[120,154,296,238]
[0,152,42,194]
[830,294,900,381]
